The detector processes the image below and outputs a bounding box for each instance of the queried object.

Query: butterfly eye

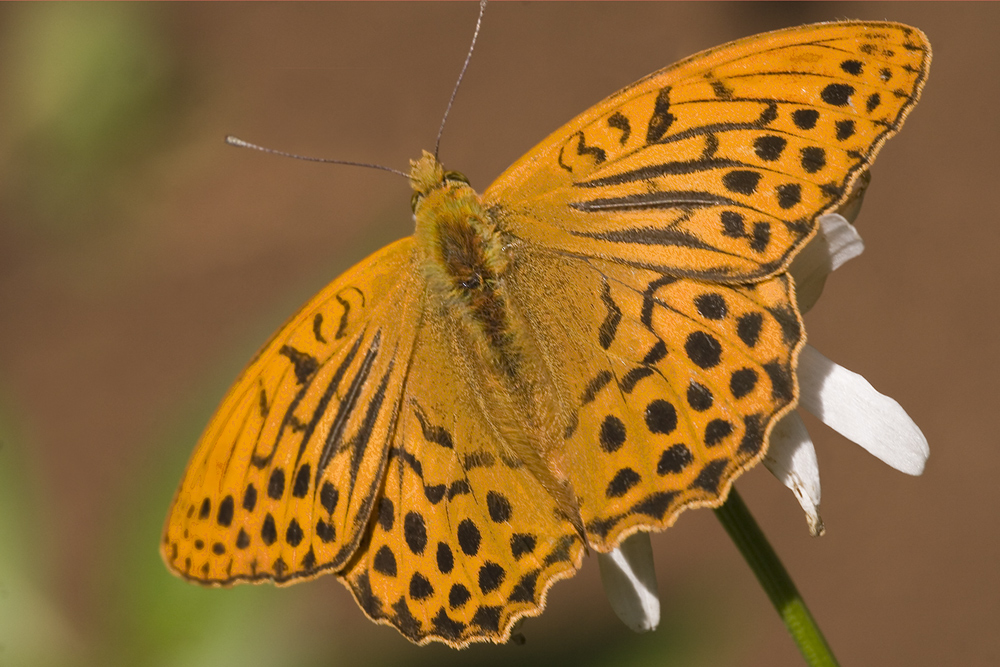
[410,191,422,213]
[444,170,469,185]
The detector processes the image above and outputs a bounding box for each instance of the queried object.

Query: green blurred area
[1,4,177,239]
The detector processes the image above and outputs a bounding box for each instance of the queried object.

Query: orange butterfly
[163,21,929,646]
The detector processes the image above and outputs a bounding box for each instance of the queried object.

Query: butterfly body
[411,150,585,536]
[163,21,929,646]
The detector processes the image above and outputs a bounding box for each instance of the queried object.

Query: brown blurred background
[0,3,996,666]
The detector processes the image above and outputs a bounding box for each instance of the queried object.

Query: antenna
[434,0,488,159]
[224,136,409,179]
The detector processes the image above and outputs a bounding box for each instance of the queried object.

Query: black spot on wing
[792,108,819,130]
[753,135,786,162]
[632,491,678,520]
[352,572,383,619]
[640,275,678,329]
[607,111,631,144]
[599,415,627,453]
[685,331,722,369]
[657,444,693,475]
[391,598,420,640]
[449,583,471,608]
[581,370,613,404]
[763,361,795,402]
[767,304,801,345]
[242,484,257,512]
[736,312,763,348]
[261,514,277,546]
[457,519,481,556]
[437,542,454,573]
[320,482,339,514]
[424,484,446,504]
[432,608,466,641]
[508,571,538,603]
[409,572,434,600]
[292,464,310,498]
[840,59,863,76]
[690,459,728,494]
[312,313,327,344]
[739,413,766,455]
[821,83,854,107]
[836,119,856,141]
[478,562,505,593]
[278,345,319,385]
[404,512,428,554]
[777,183,801,210]
[268,469,285,500]
[646,87,675,144]
[598,279,622,350]
[510,533,537,560]
[413,405,454,449]
[606,468,641,498]
[316,519,335,543]
[800,147,826,174]
[866,92,882,113]
[447,479,471,500]
[216,496,234,527]
[572,131,606,165]
[472,605,501,633]
[487,491,512,523]
[285,519,303,547]
[722,170,761,196]
[373,545,397,576]
[463,451,495,470]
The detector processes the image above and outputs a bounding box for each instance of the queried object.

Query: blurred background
[0,3,996,666]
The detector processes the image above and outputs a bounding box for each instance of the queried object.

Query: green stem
[714,488,839,667]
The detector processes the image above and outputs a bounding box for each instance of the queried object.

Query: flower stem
[714,488,839,667]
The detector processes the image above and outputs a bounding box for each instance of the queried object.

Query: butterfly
[162,21,930,647]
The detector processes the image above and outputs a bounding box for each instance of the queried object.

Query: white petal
[597,532,660,633]
[765,412,825,536]
[818,213,866,273]
[789,214,865,313]
[797,344,929,475]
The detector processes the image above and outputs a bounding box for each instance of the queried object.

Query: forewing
[485,22,930,280]
[341,299,586,647]
[162,238,423,584]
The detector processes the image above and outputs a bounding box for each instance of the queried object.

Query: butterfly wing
[340,291,586,647]
[481,22,929,548]
[485,22,930,280]
[503,247,802,549]
[163,20,931,647]
[162,238,423,584]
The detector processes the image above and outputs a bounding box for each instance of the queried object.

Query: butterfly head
[409,150,473,210]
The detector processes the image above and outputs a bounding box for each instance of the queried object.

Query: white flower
[598,185,929,631]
